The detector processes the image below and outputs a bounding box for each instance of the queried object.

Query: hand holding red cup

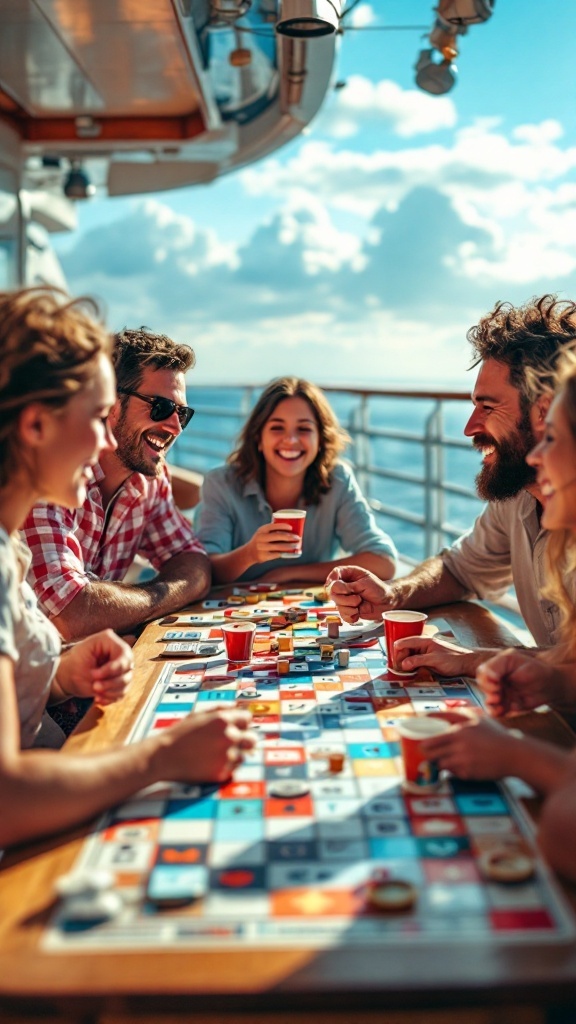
[272,509,306,559]
[382,610,428,674]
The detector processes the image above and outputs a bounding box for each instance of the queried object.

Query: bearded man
[326,296,576,672]
[24,328,210,641]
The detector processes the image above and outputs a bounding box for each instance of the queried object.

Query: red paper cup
[396,715,451,793]
[221,621,256,662]
[272,509,306,559]
[382,610,428,671]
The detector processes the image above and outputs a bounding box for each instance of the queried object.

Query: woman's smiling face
[527,389,576,532]
[258,396,320,482]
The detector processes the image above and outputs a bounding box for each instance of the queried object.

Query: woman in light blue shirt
[195,377,397,584]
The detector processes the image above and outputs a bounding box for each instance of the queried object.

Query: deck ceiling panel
[0,3,103,113]
[0,0,203,118]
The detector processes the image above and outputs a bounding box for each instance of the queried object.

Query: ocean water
[171,387,485,564]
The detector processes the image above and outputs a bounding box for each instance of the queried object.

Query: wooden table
[1,599,576,1024]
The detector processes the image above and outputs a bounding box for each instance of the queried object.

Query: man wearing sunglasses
[23,328,211,642]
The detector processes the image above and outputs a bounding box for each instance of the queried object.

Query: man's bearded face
[474,406,537,501]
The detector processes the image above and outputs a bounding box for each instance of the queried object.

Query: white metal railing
[170,384,478,562]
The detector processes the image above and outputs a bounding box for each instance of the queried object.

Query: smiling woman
[194,375,398,584]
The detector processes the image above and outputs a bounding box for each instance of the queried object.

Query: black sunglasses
[118,389,195,429]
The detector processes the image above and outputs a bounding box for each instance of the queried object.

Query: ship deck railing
[170,384,529,642]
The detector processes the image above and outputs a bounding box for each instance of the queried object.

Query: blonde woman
[0,288,254,849]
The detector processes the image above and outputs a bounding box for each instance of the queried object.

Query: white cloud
[347,3,375,28]
[59,112,576,387]
[315,76,457,139]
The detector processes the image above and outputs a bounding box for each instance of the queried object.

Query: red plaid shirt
[23,463,205,618]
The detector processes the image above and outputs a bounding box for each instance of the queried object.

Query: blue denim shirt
[195,461,397,582]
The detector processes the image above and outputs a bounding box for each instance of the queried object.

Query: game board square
[366,819,411,838]
[417,836,471,858]
[318,839,368,861]
[158,819,213,844]
[267,840,318,862]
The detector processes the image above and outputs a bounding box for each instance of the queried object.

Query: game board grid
[43,593,576,950]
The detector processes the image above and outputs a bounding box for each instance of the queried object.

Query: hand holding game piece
[393,634,475,677]
[54,629,134,707]
[154,708,256,783]
[325,566,393,624]
[476,649,574,718]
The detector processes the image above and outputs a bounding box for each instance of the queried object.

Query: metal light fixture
[414,49,457,95]
[435,0,494,27]
[63,162,95,200]
[276,0,341,39]
[415,0,494,94]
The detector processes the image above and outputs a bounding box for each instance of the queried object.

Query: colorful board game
[44,586,575,951]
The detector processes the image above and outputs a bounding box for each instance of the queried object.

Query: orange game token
[328,752,345,773]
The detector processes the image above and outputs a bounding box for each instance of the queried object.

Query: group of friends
[1,286,576,884]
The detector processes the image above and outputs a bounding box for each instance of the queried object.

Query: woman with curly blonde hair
[196,376,397,584]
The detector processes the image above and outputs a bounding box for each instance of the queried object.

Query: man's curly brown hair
[113,327,195,395]
[468,295,576,410]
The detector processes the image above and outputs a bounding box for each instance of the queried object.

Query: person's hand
[56,630,134,707]
[324,566,393,623]
[157,709,256,783]
[420,717,516,780]
[247,522,300,564]
[476,649,571,717]
[394,635,474,676]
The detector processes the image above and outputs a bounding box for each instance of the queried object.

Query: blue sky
[54,0,576,387]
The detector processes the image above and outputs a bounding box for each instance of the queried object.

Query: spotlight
[415,0,494,94]
[414,49,457,95]
[276,0,341,38]
[436,0,494,28]
[63,162,95,200]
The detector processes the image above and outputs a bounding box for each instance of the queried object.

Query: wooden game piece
[336,648,350,668]
[320,643,334,661]
[278,658,290,674]
[478,846,536,883]
[328,752,345,773]
[366,879,417,913]
[277,633,293,653]
[327,621,340,639]
[269,780,310,798]
[245,594,261,604]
